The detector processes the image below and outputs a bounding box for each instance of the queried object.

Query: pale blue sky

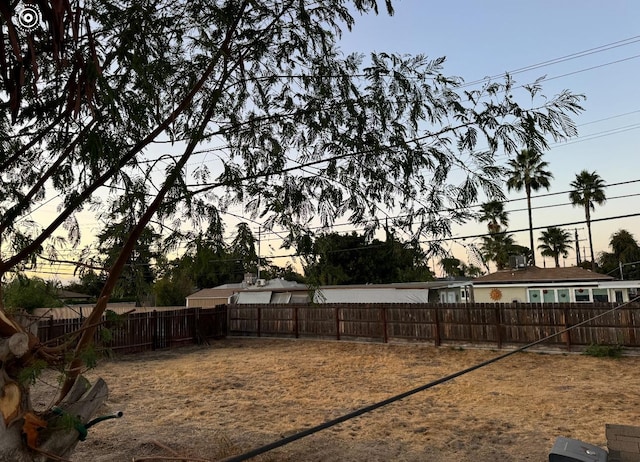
[337,0,640,269]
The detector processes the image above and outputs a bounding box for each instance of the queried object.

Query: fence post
[381,306,388,343]
[223,305,229,337]
[494,305,503,349]
[257,306,261,337]
[563,305,572,351]
[294,306,299,339]
[624,306,636,346]
[434,305,441,347]
[335,306,341,341]
[193,308,200,344]
[152,310,158,351]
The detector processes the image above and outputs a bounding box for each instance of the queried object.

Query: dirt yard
[32,338,640,461]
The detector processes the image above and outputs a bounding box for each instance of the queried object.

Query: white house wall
[473,286,526,303]
[475,281,640,303]
[313,288,430,304]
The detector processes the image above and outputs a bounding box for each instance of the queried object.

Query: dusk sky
[26,1,640,279]
[335,0,640,270]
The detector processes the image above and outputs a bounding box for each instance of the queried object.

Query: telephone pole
[574,228,581,266]
[574,228,586,266]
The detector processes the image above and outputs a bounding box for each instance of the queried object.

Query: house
[186,278,473,306]
[472,266,640,303]
[56,289,94,303]
[186,278,309,307]
[313,280,472,304]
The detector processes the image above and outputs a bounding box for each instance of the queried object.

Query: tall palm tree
[569,170,606,270]
[537,227,572,267]
[478,200,509,234]
[506,148,553,266]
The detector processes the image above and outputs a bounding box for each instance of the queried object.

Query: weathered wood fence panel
[37,306,227,355]
[228,302,640,349]
[297,306,335,338]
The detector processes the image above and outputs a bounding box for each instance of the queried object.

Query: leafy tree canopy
[2,276,63,312]
[598,229,640,279]
[304,231,433,284]
[0,1,586,458]
[538,226,572,268]
[1,1,585,283]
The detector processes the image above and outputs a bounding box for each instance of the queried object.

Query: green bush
[583,343,624,358]
[2,276,63,312]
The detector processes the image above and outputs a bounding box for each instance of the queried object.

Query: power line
[215,211,640,261]
[461,35,640,87]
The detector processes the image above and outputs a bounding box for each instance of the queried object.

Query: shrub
[583,343,624,358]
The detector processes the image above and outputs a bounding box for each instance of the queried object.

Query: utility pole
[257,226,261,280]
[574,228,587,266]
[574,228,581,266]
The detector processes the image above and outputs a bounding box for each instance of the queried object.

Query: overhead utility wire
[256,191,640,244]
[137,105,640,174]
[222,297,640,462]
[213,211,640,261]
[36,207,640,272]
[252,178,640,240]
[531,54,640,85]
[139,37,640,165]
[461,35,640,87]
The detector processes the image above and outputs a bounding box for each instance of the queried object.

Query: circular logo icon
[13,2,42,33]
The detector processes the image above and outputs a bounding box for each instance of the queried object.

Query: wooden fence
[37,306,227,355]
[228,302,640,350]
[33,302,640,354]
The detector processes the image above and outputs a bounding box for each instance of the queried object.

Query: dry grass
[32,338,640,461]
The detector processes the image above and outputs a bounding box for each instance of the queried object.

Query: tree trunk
[526,186,535,266]
[0,373,108,462]
[0,312,109,461]
[36,377,109,460]
[586,206,595,270]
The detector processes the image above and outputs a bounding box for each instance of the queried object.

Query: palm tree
[569,170,606,270]
[478,200,509,234]
[506,148,553,266]
[481,232,515,270]
[439,257,463,278]
[609,229,640,263]
[537,227,572,267]
[599,229,640,279]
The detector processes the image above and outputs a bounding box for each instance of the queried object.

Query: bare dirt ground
[32,338,640,461]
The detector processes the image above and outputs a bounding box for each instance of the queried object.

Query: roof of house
[187,279,308,299]
[473,266,615,284]
[187,287,240,299]
[319,280,470,290]
[57,289,93,300]
[187,278,474,300]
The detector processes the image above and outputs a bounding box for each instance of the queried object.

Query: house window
[592,289,609,302]
[557,289,570,302]
[615,290,624,303]
[542,289,556,303]
[528,289,541,302]
[574,288,591,302]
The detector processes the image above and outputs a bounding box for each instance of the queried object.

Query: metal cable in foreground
[221,297,639,461]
